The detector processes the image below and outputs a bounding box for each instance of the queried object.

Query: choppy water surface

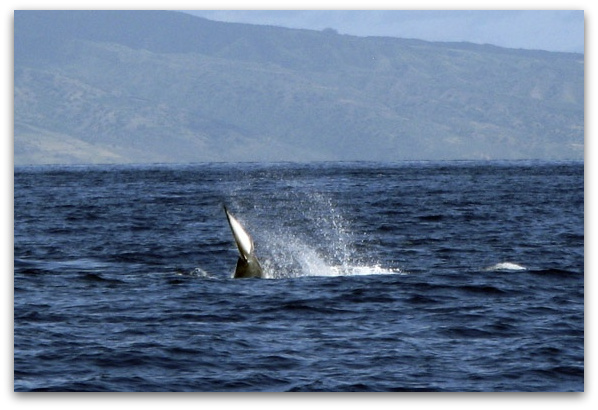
[14,161,584,391]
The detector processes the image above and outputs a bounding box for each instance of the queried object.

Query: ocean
[13,161,584,391]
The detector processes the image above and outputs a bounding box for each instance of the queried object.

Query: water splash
[186,267,218,279]
[484,262,527,272]
[259,234,401,279]
[224,176,401,279]
[248,193,400,279]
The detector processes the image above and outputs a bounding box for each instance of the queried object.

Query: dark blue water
[14,161,584,391]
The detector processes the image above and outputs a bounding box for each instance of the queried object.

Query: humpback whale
[224,206,264,279]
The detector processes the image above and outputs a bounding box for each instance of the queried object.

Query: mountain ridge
[14,10,584,165]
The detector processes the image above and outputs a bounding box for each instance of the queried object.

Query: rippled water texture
[14,161,584,391]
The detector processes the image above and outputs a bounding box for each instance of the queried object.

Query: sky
[183,10,584,53]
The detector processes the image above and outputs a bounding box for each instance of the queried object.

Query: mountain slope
[14,10,584,164]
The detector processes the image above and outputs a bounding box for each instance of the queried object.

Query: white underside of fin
[225,209,254,259]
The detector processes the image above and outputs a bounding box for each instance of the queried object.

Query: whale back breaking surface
[224,206,263,279]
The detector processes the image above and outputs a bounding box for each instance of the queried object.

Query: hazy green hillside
[14,10,584,164]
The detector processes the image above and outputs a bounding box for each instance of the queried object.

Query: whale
[224,206,264,279]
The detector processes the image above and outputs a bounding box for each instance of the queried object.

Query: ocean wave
[484,262,527,272]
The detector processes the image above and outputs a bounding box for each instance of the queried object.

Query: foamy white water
[484,262,527,271]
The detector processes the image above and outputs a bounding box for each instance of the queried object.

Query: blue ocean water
[14,161,584,391]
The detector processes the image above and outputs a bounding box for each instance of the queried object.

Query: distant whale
[224,206,264,279]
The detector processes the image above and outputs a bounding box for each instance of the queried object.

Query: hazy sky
[183,10,584,53]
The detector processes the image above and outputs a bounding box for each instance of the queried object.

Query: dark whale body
[224,206,263,279]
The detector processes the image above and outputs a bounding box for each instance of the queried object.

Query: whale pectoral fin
[224,206,254,259]
[225,206,264,279]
